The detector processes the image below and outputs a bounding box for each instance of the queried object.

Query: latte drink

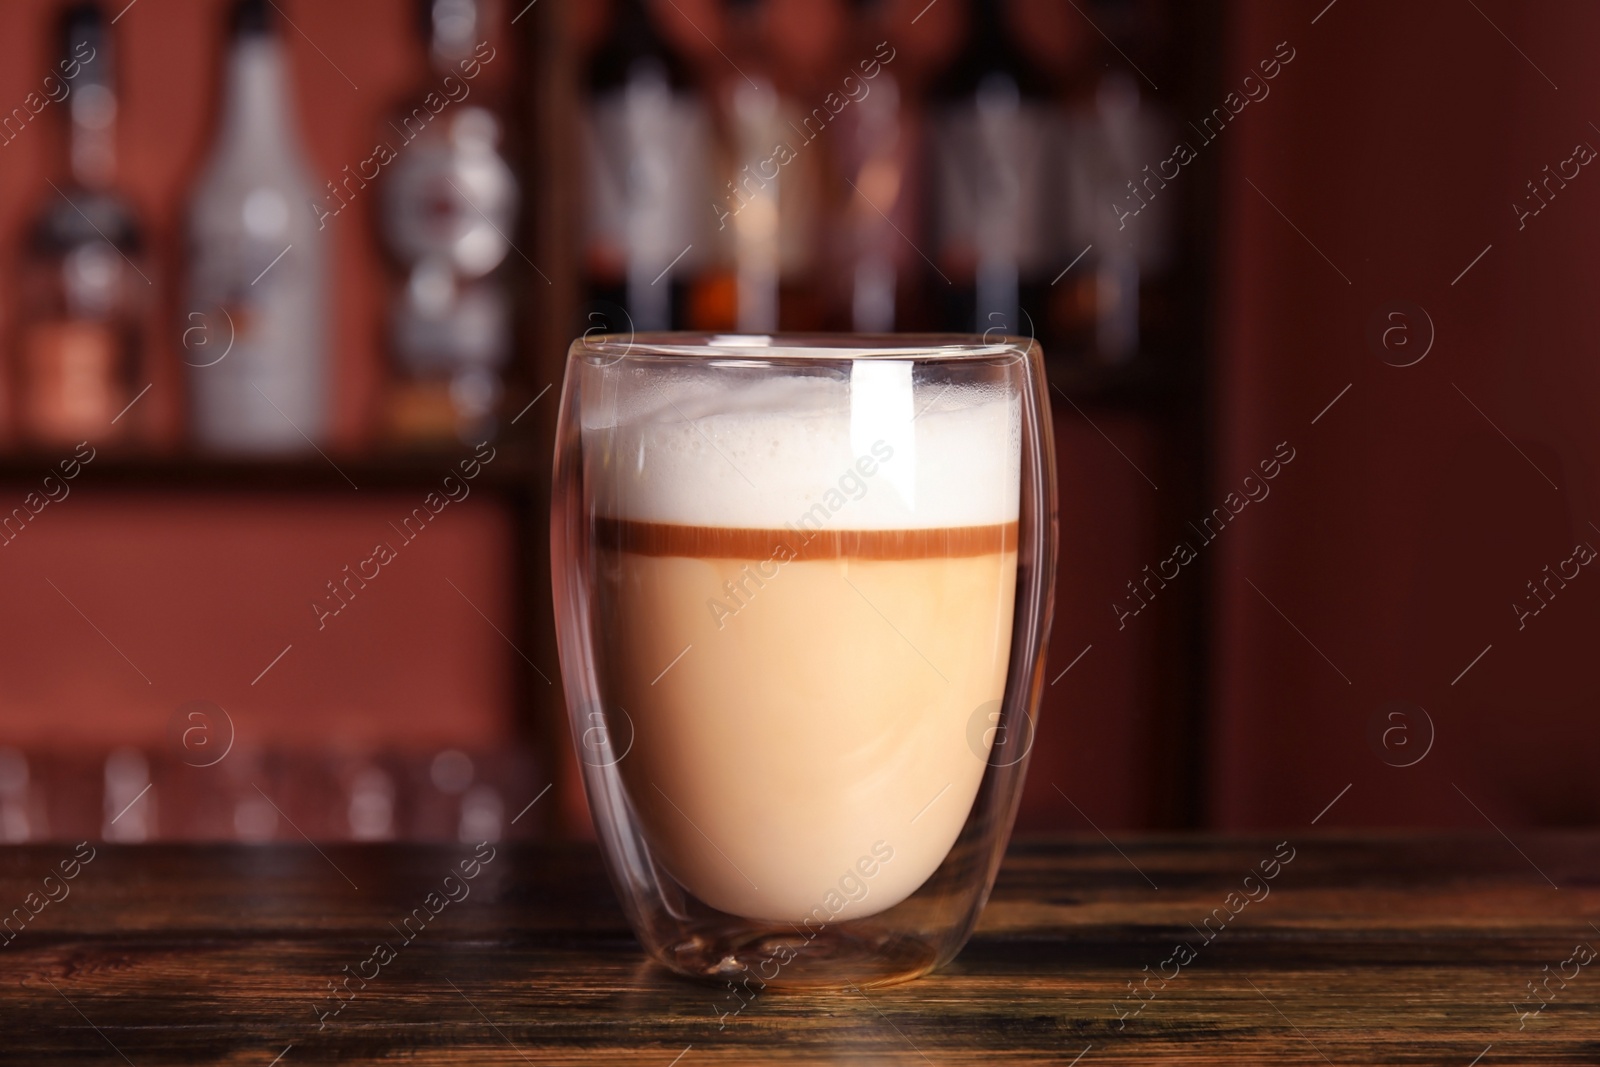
[584,360,1019,923]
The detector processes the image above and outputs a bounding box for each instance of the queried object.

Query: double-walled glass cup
[551,334,1056,988]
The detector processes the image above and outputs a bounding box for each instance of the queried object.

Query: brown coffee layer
[595,518,1019,561]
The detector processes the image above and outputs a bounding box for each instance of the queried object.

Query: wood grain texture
[2,835,1598,1064]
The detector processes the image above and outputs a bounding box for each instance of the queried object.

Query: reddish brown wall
[1016,408,1168,832]
[1210,0,1600,829]
[0,492,516,752]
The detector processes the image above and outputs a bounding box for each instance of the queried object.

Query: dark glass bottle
[925,0,1055,339]
[16,2,148,447]
[379,0,519,445]
[581,0,715,333]
[1056,63,1176,366]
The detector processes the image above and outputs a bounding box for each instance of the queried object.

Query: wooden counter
[4,834,1597,1063]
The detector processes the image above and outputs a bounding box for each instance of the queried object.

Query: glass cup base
[661,918,943,989]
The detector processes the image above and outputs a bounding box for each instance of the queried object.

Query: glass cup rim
[572,331,1039,364]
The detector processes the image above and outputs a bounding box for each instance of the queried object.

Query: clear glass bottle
[380,0,518,445]
[186,0,329,453]
[710,0,846,333]
[833,0,911,332]
[16,2,148,448]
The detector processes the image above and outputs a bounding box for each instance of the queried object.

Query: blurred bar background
[0,0,1587,841]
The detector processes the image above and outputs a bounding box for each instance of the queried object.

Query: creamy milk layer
[585,362,1020,923]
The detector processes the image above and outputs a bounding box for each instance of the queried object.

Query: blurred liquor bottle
[1057,66,1175,365]
[14,2,149,448]
[580,0,716,334]
[925,0,1055,338]
[186,0,329,453]
[0,748,44,842]
[102,747,155,842]
[380,0,518,446]
[834,0,913,332]
[713,0,845,332]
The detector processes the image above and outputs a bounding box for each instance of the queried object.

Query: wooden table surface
[3,834,1598,1065]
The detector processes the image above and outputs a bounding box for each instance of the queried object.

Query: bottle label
[585,88,713,274]
[23,320,122,441]
[931,98,1054,273]
[186,227,326,449]
[382,111,516,278]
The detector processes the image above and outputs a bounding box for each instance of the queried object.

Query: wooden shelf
[0,440,548,495]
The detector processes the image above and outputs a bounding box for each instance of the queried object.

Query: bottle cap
[60,1,110,85]
[232,0,273,38]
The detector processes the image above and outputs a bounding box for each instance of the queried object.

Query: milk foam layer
[582,367,1020,529]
